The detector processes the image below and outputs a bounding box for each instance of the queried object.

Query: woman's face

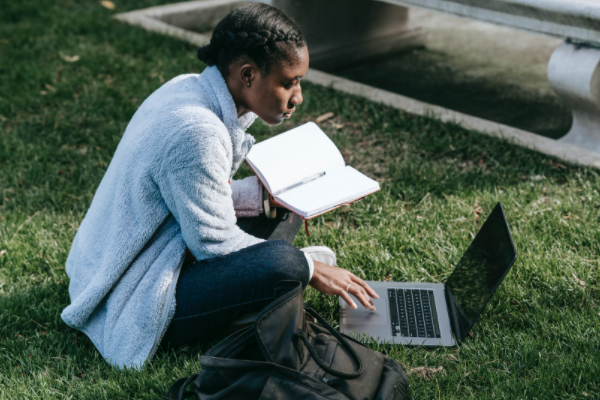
[232,46,309,125]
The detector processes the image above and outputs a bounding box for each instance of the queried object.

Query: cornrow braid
[197,3,306,77]
[212,29,304,49]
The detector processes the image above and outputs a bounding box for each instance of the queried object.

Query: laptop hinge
[444,285,459,343]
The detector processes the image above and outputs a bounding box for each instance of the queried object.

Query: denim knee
[262,240,310,288]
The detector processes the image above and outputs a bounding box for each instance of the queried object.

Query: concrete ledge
[379,0,600,45]
[272,0,425,70]
[305,68,600,169]
[115,0,243,47]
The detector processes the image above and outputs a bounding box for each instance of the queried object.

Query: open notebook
[246,122,380,219]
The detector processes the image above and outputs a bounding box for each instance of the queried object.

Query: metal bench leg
[548,40,600,152]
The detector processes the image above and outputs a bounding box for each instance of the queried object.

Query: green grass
[1,1,599,398]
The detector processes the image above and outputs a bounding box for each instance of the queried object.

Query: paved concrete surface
[331,8,572,139]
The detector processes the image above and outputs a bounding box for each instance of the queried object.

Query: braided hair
[197,3,306,77]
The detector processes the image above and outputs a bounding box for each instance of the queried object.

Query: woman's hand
[309,260,379,311]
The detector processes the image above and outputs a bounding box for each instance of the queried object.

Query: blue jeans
[162,209,307,348]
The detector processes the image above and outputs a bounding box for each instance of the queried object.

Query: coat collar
[198,66,258,177]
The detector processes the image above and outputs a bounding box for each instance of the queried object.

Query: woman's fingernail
[374,293,380,299]
[352,302,358,309]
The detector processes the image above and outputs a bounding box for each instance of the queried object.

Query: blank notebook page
[245,122,344,195]
[275,166,380,218]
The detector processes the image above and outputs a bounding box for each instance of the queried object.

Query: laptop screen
[444,202,517,342]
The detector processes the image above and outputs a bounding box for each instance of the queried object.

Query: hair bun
[197,44,217,66]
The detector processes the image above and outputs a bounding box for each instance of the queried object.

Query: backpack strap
[293,306,363,380]
[163,374,199,400]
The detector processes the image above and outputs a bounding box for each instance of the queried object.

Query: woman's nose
[291,87,303,106]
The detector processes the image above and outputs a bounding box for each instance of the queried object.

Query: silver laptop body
[339,202,517,347]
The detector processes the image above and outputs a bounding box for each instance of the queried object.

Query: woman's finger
[349,284,375,311]
[350,274,379,299]
[338,288,358,309]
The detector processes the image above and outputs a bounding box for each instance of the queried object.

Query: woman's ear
[240,64,255,88]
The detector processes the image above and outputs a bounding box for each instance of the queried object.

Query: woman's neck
[226,76,251,119]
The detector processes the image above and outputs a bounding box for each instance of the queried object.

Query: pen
[273,171,326,196]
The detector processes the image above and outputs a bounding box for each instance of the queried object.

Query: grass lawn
[1,0,599,398]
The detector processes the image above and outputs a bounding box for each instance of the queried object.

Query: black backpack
[165,281,408,400]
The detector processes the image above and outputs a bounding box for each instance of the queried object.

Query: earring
[247,82,251,87]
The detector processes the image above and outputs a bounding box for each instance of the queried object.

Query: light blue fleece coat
[61,66,271,369]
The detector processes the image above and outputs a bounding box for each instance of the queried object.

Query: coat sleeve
[231,176,264,218]
[157,126,264,261]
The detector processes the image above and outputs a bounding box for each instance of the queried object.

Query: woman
[61,3,377,369]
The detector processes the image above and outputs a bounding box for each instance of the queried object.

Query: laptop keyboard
[388,289,441,339]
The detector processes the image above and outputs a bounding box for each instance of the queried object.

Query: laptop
[339,202,517,346]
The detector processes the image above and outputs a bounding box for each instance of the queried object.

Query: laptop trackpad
[340,296,388,325]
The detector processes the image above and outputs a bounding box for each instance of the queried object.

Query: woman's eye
[284,83,294,89]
